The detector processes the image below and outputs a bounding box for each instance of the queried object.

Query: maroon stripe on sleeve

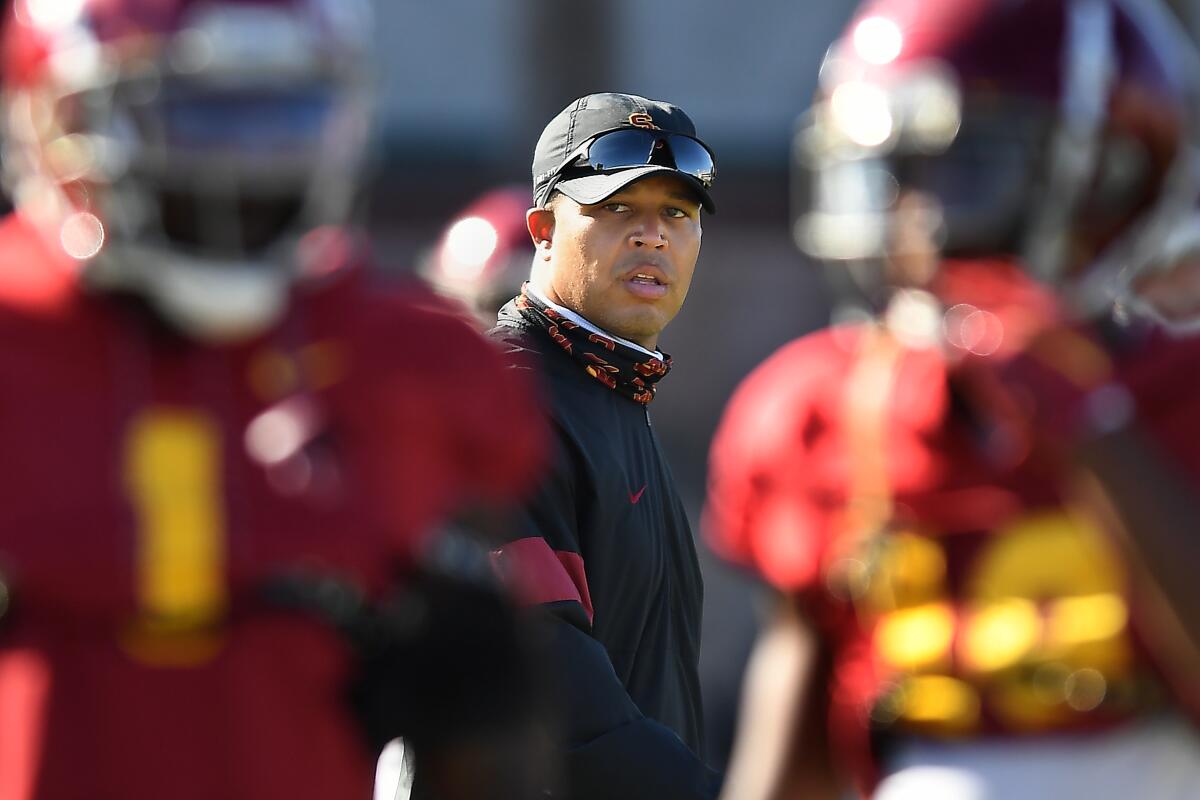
[490,537,594,624]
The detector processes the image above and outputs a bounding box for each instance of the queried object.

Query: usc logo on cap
[627,113,660,130]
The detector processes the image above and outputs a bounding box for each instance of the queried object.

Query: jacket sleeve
[490,424,596,631]
[543,616,723,799]
[491,426,719,799]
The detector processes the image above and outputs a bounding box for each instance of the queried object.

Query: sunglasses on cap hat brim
[538,128,716,208]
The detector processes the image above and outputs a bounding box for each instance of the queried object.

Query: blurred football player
[706,1,1200,798]
[0,1,549,799]
[420,185,535,325]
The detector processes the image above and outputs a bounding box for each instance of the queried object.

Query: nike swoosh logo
[629,485,647,504]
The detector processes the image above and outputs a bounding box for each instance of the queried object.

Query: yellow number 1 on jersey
[120,409,228,666]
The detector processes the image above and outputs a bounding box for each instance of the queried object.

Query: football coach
[488,92,721,799]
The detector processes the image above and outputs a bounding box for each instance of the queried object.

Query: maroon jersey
[705,263,1200,792]
[0,214,545,800]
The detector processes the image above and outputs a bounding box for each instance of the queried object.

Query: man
[488,92,722,799]
[706,1,1200,798]
[0,2,548,799]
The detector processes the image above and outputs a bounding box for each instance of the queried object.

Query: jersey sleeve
[703,333,851,593]
[424,301,549,504]
[340,285,548,553]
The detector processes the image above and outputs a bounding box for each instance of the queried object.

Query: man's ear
[527,207,555,261]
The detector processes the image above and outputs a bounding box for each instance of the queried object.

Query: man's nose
[631,215,668,249]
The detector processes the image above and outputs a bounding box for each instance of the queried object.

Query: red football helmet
[795,0,1198,321]
[1,0,373,339]
[419,185,534,324]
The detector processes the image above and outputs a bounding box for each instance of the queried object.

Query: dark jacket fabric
[490,300,719,799]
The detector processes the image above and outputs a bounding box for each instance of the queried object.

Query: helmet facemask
[2,0,373,340]
[794,0,1197,328]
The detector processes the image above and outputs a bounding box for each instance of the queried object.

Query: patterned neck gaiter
[515,286,672,405]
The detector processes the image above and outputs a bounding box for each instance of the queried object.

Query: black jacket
[490,301,719,800]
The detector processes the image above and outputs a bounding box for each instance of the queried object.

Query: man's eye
[665,207,687,218]
[605,202,631,213]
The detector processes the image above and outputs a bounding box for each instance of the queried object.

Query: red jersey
[0,214,545,800]
[705,264,1200,792]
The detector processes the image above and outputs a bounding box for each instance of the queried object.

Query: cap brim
[553,166,716,214]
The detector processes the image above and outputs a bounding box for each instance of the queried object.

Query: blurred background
[362,0,1200,769]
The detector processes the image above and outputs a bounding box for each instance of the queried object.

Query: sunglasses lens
[583,129,657,171]
[559,129,716,196]
[666,136,716,186]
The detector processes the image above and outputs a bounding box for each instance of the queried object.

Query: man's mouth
[623,270,669,300]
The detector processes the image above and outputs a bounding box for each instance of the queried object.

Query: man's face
[530,173,703,350]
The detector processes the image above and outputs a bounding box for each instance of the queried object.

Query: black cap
[532,92,716,213]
